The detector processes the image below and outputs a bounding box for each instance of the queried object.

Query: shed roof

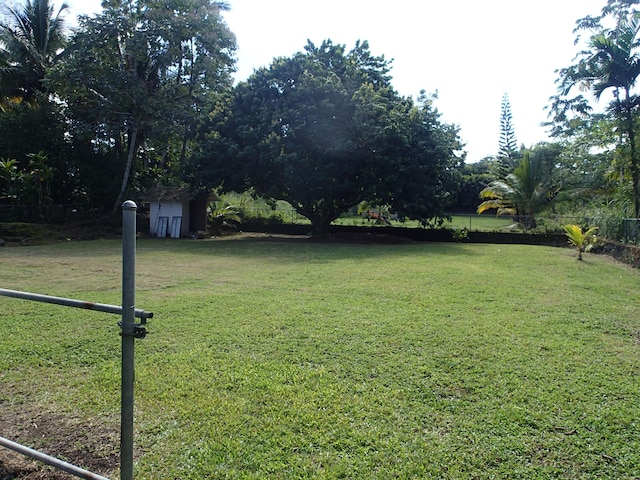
[140,186,219,202]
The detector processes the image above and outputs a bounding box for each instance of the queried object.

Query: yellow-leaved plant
[563,224,598,260]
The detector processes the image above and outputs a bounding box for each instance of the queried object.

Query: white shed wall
[150,201,191,237]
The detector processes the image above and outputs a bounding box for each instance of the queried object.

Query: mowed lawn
[333,214,515,231]
[1,237,639,479]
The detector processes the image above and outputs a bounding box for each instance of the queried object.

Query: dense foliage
[0,0,68,103]
[49,0,236,212]
[477,150,559,230]
[193,40,463,233]
[1,0,640,239]
[548,0,640,222]
[1,0,236,218]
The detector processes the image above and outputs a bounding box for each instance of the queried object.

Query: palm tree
[563,224,598,260]
[207,199,242,234]
[477,151,555,231]
[556,12,640,217]
[0,0,69,103]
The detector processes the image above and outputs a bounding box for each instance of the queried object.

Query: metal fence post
[121,200,137,480]
[1,204,151,479]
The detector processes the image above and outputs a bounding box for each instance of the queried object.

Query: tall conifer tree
[497,92,519,176]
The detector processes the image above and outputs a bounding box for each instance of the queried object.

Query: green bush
[220,191,305,225]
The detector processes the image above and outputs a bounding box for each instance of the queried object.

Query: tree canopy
[194,40,463,234]
[11,0,634,237]
[48,0,236,211]
[549,0,640,218]
[0,0,69,104]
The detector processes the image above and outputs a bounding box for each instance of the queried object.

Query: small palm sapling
[563,224,598,260]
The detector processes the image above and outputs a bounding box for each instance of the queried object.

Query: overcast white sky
[70,0,607,162]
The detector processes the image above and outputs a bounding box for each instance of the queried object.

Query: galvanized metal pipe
[0,436,111,480]
[0,288,153,321]
[120,200,137,480]
[0,200,151,480]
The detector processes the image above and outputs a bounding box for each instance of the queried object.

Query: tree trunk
[312,219,331,237]
[624,89,640,218]
[113,124,139,215]
[305,208,332,237]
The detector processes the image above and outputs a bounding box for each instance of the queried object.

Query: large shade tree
[194,40,463,234]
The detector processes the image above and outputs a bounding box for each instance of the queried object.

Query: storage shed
[140,186,218,238]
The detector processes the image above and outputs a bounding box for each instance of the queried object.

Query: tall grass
[1,238,639,478]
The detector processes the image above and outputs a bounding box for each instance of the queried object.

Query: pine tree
[497,93,519,176]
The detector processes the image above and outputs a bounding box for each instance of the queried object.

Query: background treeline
[1,0,639,238]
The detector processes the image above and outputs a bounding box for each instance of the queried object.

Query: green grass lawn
[334,214,515,231]
[1,237,639,478]
[442,214,516,231]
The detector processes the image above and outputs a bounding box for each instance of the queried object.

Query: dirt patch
[0,389,118,479]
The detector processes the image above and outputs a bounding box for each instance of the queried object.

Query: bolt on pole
[121,200,137,480]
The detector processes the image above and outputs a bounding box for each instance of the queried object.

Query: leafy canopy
[48,0,236,211]
[195,39,463,234]
[549,0,640,217]
[0,0,69,103]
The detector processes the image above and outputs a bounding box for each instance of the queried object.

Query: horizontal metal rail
[0,288,153,322]
[0,436,110,480]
